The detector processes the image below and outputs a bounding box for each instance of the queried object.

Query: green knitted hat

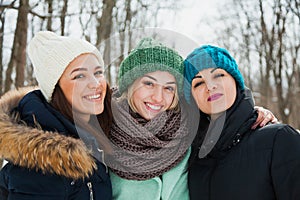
[118,38,184,95]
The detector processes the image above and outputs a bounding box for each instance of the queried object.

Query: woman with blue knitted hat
[184,45,300,199]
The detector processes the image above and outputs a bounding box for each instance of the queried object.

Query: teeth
[85,94,100,100]
[146,103,161,110]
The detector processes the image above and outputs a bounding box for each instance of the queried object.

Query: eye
[193,81,204,88]
[72,74,85,80]
[165,86,175,92]
[94,70,104,77]
[214,73,225,78]
[143,81,154,87]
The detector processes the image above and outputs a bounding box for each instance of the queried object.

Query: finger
[251,122,259,129]
[252,113,264,129]
[269,113,278,123]
[259,112,273,127]
[271,117,279,124]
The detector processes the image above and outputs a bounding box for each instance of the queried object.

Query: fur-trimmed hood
[0,87,96,179]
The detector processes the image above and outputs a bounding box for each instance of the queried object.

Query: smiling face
[191,68,236,115]
[58,53,107,122]
[129,71,177,120]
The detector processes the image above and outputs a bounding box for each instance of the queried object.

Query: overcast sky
[158,0,221,45]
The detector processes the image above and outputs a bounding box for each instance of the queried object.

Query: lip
[207,93,223,101]
[145,102,163,112]
[83,91,103,102]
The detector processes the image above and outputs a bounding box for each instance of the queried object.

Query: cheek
[192,89,206,109]
[225,86,236,108]
[59,80,76,105]
[192,89,202,103]
[100,79,107,94]
[131,89,144,106]
[99,77,107,86]
[165,93,175,107]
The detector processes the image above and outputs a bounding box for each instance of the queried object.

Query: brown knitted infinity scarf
[107,99,190,180]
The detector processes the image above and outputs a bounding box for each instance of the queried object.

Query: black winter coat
[0,88,112,200]
[188,88,300,200]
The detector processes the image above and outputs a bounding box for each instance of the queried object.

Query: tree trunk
[60,0,68,36]
[46,0,53,31]
[5,0,29,92]
[96,0,116,84]
[0,9,5,95]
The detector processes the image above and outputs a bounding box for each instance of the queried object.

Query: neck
[73,112,91,123]
[210,111,225,121]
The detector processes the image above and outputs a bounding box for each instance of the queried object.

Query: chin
[95,107,104,115]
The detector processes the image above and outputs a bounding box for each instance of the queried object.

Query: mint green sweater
[110,148,191,200]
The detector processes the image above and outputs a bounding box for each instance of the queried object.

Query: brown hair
[50,83,113,136]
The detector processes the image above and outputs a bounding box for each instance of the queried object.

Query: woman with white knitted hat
[0,31,112,199]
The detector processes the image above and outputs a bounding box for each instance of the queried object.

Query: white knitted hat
[28,31,104,102]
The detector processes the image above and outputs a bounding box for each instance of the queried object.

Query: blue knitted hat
[184,45,245,103]
[118,38,184,95]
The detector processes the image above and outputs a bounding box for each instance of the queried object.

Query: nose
[88,76,100,89]
[151,86,163,103]
[206,81,217,91]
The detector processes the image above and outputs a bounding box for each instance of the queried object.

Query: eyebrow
[210,68,219,73]
[143,75,176,85]
[193,75,202,80]
[192,68,220,80]
[70,66,102,74]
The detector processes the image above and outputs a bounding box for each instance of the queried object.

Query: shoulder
[0,86,37,115]
[253,123,300,151]
[17,90,68,132]
[256,123,300,138]
[18,89,46,110]
[17,90,48,124]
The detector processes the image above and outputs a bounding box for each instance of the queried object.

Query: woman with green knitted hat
[106,37,198,200]
[184,45,300,200]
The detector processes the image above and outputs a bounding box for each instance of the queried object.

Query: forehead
[194,68,228,77]
[142,71,176,82]
[66,54,102,70]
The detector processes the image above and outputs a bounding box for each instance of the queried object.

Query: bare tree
[4,0,29,92]
[96,0,116,84]
[60,0,68,35]
[46,0,53,31]
[215,0,300,126]
[0,4,3,168]
[0,4,5,96]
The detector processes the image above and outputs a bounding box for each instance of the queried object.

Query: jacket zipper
[87,182,94,200]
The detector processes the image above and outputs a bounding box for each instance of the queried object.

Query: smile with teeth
[145,102,163,111]
[84,93,101,100]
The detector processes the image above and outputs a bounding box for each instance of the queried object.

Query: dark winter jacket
[188,88,300,200]
[0,88,112,200]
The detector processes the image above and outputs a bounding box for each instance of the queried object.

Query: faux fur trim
[0,87,96,179]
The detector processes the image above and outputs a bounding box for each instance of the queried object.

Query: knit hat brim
[118,38,184,95]
[183,45,245,103]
